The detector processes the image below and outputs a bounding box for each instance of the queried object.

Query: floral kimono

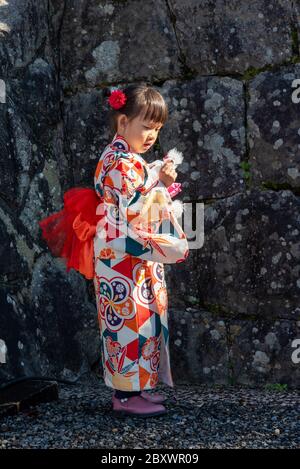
[93,133,189,392]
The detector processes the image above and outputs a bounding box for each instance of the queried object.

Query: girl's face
[116,113,163,154]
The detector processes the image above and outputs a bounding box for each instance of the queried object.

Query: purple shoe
[112,390,167,404]
[112,395,167,417]
[140,390,167,404]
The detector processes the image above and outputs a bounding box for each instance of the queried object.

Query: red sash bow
[39,187,103,279]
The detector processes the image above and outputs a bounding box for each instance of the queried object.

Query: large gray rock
[169,309,229,385]
[168,0,295,74]
[63,89,109,185]
[0,0,101,383]
[169,309,300,388]
[62,75,246,198]
[59,0,181,90]
[0,0,49,75]
[248,63,300,189]
[166,188,300,320]
[159,77,246,199]
[0,253,100,382]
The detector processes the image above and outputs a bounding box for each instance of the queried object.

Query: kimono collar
[111,133,131,153]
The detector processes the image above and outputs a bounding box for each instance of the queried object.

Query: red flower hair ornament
[108,89,127,110]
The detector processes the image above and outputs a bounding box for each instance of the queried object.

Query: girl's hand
[159,159,177,188]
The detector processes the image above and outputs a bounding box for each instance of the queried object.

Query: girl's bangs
[139,100,168,125]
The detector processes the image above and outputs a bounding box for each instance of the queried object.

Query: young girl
[94,84,189,417]
[39,84,189,418]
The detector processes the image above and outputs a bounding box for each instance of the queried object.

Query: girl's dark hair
[107,83,168,138]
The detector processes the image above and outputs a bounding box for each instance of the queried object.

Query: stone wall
[0,0,299,388]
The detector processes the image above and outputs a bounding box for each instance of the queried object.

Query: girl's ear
[118,113,128,127]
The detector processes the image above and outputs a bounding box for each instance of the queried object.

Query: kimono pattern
[93,133,189,391]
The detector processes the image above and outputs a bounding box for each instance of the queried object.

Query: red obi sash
[39,187,103,280]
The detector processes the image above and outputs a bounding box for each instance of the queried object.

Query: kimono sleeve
[103,157,189,263]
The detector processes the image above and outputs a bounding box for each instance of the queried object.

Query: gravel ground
[0,377,299,449]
